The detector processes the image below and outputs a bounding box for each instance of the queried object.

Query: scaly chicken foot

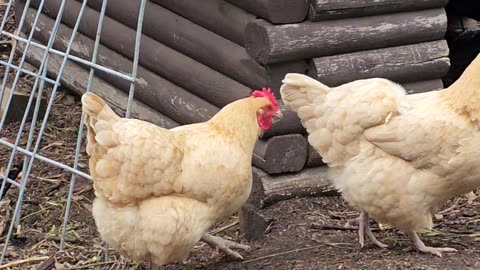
[357,211,388,249]
[409,231,457,257]
[201,233,250,260]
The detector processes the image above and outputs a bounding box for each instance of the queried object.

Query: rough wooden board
[239,203,271,241]
[226,0,309,24]
[81,0,267,90]
[20,4,219,125]
[245,8,447,64]
[309,0,448,21]
[0,92,46,125]
[253,134,308,174]
[308,40,450,86]
[149,0,255,46]
[402,79,444,94]
[248,167,337,208]
[261,102,305,139]
[18,40,179,129]
[30,0,250,108]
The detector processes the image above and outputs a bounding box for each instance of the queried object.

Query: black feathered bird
[1,161,24,197]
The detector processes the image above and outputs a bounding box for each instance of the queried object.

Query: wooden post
[75,0,267,90]
[245,8,447,64]
[148,0,255,46]
[21,5,219,125]
[248,167,337,208]
[226,0,309,24]
[253,134,308,174]
[308,0,448,22]
[18,40,179,129]
[308,40,450,87]
[29,0,252,107]
[239,203,271,240]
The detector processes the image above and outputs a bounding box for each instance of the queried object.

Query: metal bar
[0,139,92,180]
[59,0,110,251]
[1,31,136,82]
[0,0,48,131]
[0,59,59,86]
[125,0,147,117]
[0,0,91,263]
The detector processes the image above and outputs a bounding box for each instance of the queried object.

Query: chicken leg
[357,211,388,248]
[409,231,457,257]
[201,233,250,260]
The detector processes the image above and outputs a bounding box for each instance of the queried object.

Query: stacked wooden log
[15,0,451,239]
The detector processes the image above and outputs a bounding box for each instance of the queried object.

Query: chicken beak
[273,110,283,123]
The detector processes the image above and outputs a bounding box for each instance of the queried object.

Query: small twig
[310,223,380,232]
[69,261,115,269]
[210,220,239,235]
[243,244,323,263]
[0,256,50,269]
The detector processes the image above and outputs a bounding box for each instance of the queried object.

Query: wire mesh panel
[0,0,146,266]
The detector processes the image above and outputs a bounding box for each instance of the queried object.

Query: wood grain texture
[253,134,308,174]
[82,0,266,90]
[17,39,179,129]
[308,40,450,86]
[31,0,250,107]
[248,167,337,208]
[149,0,254,46]
[309,0,448,21]
[245,8,447,64]
[226,0,309,23]
[21,4,219,125]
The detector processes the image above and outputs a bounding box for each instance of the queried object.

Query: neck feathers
[442,53,480,121]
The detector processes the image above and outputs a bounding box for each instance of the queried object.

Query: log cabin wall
[15,0,451,239]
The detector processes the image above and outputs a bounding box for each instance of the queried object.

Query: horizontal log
[226,0,309,24]
[148,0,255,46]
[20,4,219,124]
[30,0,250,107]
[309,0,448,21]
[308,40,450,86]
[402,79,444,94]
[253,134,308,174]
[245,8,447,64]
[18,40,179,129]
[261,102,305,139]
[80,0,266,90]
[306,143,324,168]
[248,167,337,208]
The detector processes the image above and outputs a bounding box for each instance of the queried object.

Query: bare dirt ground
[1,1,480,269]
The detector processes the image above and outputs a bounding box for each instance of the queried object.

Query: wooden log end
[253,134,308,174]
[1,92,47,125]
[245,20,272,65]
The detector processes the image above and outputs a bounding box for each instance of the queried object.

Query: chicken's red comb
[251,88,279,110]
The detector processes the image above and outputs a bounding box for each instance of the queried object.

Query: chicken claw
[201,233,250,260]
[357,211,388,249]
[409,231,457,257]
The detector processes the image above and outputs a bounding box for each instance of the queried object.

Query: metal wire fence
[0,0,146,265]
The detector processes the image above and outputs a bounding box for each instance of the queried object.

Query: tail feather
[81,93,120,155]
[280,73,330,113]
